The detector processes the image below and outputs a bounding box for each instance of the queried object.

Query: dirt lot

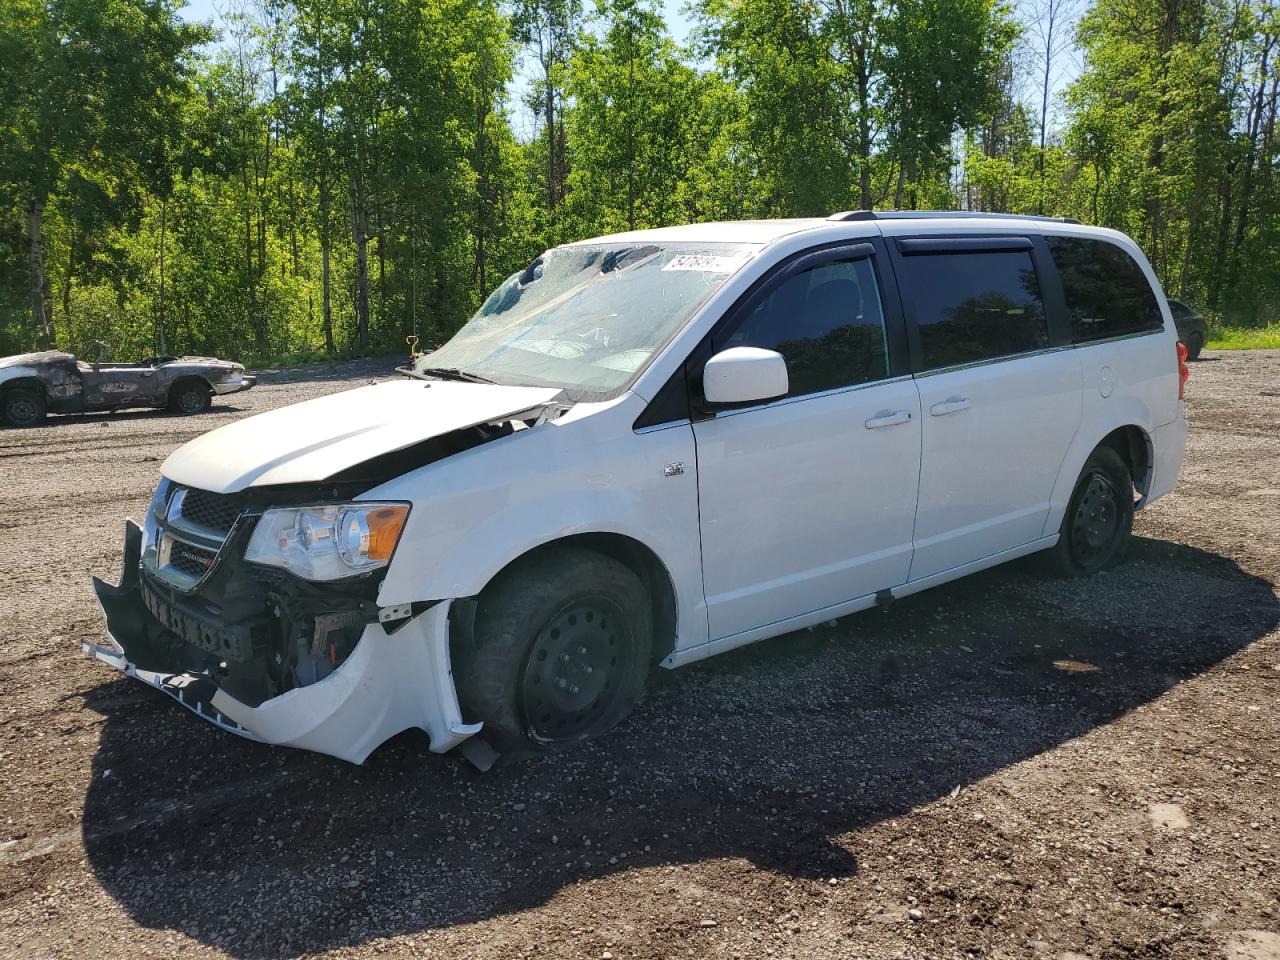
[1,351,1278,960]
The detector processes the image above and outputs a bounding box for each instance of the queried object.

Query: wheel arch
[1044,417,1154,538]
[0,374,46,398]
[453,532,680,666]
[1098,424,1153,500]
[164,374,214,402]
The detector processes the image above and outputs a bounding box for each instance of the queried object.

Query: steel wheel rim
[1071,472,1120,567]
[8,397,36,423]
[178,389,203,413]
[521,596,628,742]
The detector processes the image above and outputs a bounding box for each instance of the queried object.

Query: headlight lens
[244,502,410,581]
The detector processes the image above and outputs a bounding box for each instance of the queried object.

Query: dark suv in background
[1166,299,1208,360]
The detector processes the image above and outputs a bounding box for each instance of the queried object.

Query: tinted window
[901,250,1048,370]
[722,256,890,397]
[1047,236,1162,343]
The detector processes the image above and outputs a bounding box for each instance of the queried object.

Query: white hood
[162,379,561,493]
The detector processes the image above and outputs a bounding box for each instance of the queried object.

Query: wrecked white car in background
[0,346,255,426]
[87,213,1187,769]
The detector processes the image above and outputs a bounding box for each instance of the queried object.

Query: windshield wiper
[414,366,497,384]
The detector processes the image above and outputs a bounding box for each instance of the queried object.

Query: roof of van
[565,211,1093,248]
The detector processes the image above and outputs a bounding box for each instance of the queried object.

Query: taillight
[1176,341,1189,399]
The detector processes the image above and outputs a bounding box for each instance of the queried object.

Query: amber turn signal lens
[365,505,410,562]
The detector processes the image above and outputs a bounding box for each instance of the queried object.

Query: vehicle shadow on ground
[79,535,1278,958]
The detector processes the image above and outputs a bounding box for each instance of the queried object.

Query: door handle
[929,397,972,416]
[864,409,913,429]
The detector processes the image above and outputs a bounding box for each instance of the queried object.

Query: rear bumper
[84,520,480,764]
[1145,410,1188,505]
[213,374,256,395]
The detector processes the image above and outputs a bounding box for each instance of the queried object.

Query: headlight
[244,502,411,581]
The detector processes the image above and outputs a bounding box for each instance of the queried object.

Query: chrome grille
[143,482,246,591]
[173,487,242,537]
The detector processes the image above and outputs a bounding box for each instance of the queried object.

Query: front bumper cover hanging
[83,520,482,764]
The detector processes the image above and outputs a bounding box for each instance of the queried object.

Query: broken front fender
[84,521,480,764]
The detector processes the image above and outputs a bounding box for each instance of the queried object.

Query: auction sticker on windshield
[661,252,751,273]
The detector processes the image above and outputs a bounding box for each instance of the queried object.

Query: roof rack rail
[827,209,1082,225]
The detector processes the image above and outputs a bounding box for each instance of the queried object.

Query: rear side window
[899,250,1048,370]
[722,256,890,397]
[1047,236,1163,343]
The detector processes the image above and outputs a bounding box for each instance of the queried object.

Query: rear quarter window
[1047,236,1163,343]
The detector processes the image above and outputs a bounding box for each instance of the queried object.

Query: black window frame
[888,233,1070,374]
[634,237,909,429]
[694,237,908,417]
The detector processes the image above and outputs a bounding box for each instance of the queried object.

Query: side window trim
[1070,327,1165,349]
[912,344,1074,377]
[702,373,916,420]
[896,236,1034,255]
[783,241,875,277]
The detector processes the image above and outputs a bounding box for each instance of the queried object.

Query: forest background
[3,0,1277,362]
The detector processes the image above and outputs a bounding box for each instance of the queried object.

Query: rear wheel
[457,547,652,754]
[168,380,211,415]
[1046,446,1134,577]
[3,390,47,428]
[1184,331,1204,361]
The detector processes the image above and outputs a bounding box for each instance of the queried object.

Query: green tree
[0,0,207,348]
[562,0,711,232]
[513,0,584,225]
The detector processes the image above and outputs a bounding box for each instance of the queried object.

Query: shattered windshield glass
[414,242,757,398]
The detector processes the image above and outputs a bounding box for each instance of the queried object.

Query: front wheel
[457,547,653,754]
[168,380,211,415]
[1046,446,1134,577]
[3,390,47,428]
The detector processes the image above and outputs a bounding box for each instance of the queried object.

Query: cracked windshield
[414,243,756,398]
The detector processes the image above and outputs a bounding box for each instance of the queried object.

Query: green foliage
[0,0,1278,359]
[1207,323,1280,349]
[561,0,722,233]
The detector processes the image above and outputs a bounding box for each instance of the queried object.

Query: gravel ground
[1,351,1278,960]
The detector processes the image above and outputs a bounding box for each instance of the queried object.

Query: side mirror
[703,347,789,406]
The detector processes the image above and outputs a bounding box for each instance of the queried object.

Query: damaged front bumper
[84,520,480,764]
[213,373,257,395]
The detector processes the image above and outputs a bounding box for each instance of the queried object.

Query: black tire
[1046,446,1134,577]
[1184,331,1204,361]
[457,547,653,755]
[168,380,211,415]
[3,390,47,428]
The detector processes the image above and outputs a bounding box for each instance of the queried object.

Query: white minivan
[87,212,1189,767]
